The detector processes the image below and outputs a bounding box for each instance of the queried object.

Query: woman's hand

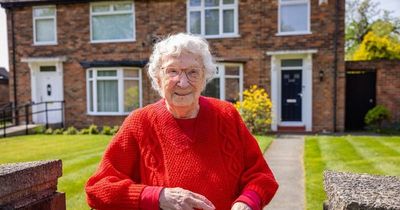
[159,187,216,210]
[231,202,252,210]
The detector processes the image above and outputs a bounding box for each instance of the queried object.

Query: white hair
[147,33,216,96]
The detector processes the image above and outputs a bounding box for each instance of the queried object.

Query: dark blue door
[281,70,302,121]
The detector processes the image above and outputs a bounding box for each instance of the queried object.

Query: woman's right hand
[159,187,216,210]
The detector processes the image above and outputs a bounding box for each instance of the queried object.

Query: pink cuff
[234,189,261,210]
[140,186,164,210]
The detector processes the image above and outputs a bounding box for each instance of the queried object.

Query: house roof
[0,67,9,81]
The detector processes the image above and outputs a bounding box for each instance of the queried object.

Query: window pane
[190,11,201,34]
[97,80,118,112]
[36,19,55,42]
[114,3,132,11]
[203,78,220,98]
[223,0,234,4]
[92,4,110,12]
[34,7,55,17]
[124,80,140,112]
[281,4,308,32]
[225,78,240,103]
[40,66,56,72]
[123,69,139,78]
[223,9,234,33]
[205,9,219,35]
[98,70,117,77]
[205,0,219,7]
[225,65,240,75]
[190,0,201,6]
[89,81,93,112]
[89,70,93,78]
[281,59,303,67]
[92,14,133,40]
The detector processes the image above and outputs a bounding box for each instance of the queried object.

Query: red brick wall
[346,60,400,124]
[6,0,345,131]
[0,81,9,105]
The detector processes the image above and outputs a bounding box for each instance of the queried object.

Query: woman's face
[158,52,205,110]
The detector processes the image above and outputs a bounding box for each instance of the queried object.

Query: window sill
[275,31,312,36]
[90,39,136,44]
[33,42,58,46]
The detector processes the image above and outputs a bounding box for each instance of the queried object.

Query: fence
[0,101,65,138]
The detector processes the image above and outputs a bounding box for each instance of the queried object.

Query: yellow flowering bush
[234,85,272,135]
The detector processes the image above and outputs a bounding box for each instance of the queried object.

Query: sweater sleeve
[234,108,279,207]
[85,114,146,210]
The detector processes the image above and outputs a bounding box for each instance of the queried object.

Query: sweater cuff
[234,189,261,210]
[140,186,164,210]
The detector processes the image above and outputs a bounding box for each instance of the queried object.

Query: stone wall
[323,171,400,210]
[346,60,400,124]
[5,0,345,131]
[0,160,65,210]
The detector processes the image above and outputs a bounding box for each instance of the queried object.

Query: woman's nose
[176,72,190,88]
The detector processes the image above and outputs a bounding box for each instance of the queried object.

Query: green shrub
[110,125,120,135]
[63,126,78,135]
[45,128,53,135]
[365,105,391,132]
[78,128,90,135]
[33,125,46,134]
[101,126,112,135]
[234,85,272,135]
[88,124,99,135]
[53,128,64,135]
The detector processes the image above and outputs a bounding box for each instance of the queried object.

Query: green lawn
[305,135,400,210]
[0,134,272,210]
[255,135,274,152]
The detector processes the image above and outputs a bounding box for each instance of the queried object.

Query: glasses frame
[161,66,203,82]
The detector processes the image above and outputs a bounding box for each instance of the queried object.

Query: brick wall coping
[323,171,400,210]
[0,160,62,208]
[346,60,400,70]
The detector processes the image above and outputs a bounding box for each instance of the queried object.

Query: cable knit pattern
[85,96,278,210]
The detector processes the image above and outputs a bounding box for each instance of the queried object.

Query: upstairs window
[203,63,243,103]
[33,6,57,45]
[90,2,135,42]
[188,0,238,38]
[278,0,310,35]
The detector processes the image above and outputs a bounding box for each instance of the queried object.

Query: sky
[1,0,400,71]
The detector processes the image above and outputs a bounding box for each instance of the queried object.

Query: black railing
[0,101,65,138]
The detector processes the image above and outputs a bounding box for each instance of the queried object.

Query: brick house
[0,67,9,105]
[0,0,345,132]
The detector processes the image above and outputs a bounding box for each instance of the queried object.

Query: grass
[0,134,273,210]
[305,135,400,210]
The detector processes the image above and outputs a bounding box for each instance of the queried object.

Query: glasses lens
[162,67,202,82]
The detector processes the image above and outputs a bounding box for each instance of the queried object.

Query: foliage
[110,125,120,135]
[33,125,46,134]
[353,31,400,60]
[78,128,90,135]
[88,124,99,135]
[124,86,140,112]
[52,128,64,135]
[364,105,391,132]
[63,126,78,135]
[45,128,53,135]
[101,126,112,135]
[234,85,272,135]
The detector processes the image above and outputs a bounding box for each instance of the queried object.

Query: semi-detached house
[0,0,345,132]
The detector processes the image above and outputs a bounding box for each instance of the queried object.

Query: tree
[345,0,400,60]
[353,31,400,60]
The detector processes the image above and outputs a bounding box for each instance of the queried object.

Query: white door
[32,66,63,124]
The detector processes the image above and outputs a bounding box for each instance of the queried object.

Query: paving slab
[263,135,305,210]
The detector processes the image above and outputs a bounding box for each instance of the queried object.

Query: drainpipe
[332,0,340,132]
[10,7,19,125]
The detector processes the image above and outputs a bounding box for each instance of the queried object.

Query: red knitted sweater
[85,97,278,210]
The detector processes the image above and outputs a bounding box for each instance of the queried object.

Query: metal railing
[0,101,65,138]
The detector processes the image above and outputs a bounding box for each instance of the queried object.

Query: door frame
[267,50,317,131]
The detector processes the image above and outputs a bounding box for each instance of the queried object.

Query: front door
[281,70,302,121]
[33,66,63,124]
[345,70,376,130]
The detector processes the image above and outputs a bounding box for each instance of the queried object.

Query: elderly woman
[85,33,278,210]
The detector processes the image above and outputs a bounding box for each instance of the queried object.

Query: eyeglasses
[161,67,203,82]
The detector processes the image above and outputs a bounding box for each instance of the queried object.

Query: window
[90,2,135,42]
[187,0,238,38]
[203,63,243,103]
[87,68,142,115]
[33,6,57,45]
[278,0,310,35]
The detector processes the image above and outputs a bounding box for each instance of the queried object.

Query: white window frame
[86,67,142,116]
[187,0,239,39]
[277,0,311,36]
[33,5,57,45]
[207,63,243,101]
[90,1,136,43]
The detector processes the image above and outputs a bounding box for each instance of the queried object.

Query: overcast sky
[1,0,400,70]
